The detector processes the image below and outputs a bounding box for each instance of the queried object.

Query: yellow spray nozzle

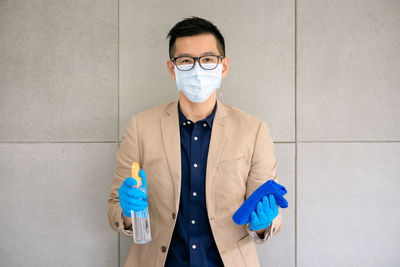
[131,162,142,187]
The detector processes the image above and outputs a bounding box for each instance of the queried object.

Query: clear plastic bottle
[131,194,151,244]
[131,163,151,244]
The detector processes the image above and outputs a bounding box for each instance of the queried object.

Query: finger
[265,196,279,219]
[139,169,147,192]
[126,197,147,206]
[269,195,279,218]
[257,200,267,222]
[129,203,148,212]
[118,184,130,198]
[257,201,264,217]
[262,195,270,210]
[123,177,137,187]
[269,194,278,210]
[251,211,259,225]
[127,187,147,199]
[262,196,269,216]
[126,198,148,209]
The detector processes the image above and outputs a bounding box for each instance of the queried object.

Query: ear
[167,60,176,80]
[221,57,230,79]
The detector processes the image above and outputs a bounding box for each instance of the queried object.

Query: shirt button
[191,220,196,224]
[192,192,197,196]
[193,163,198,168]
[187,121,191,124]
[192,244,197,249]
[194,136,198,141]
[203,123,207,127]
[183,122,186,126]
[161,246,167,253]
[172,212,176,219]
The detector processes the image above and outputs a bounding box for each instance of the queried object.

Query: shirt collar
[178,101,217,128]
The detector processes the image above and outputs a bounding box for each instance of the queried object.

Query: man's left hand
[249,194,279,231]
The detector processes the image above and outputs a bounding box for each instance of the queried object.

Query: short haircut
[167,17,225,58]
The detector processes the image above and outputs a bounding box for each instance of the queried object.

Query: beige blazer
[108,100,282,267]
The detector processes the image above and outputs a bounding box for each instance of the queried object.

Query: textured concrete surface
[298,0,400,141]
[0,1,118,142]
[298,142,400,266]
[0,143,118,266]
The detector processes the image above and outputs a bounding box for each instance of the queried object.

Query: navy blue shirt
[165,102,224,267]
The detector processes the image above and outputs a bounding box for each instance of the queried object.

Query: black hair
[167,17,225,59]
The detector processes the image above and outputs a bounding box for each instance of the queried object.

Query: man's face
[167,33,230,80]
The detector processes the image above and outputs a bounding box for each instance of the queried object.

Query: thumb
[139,169,147,192]
[123,177,137,187]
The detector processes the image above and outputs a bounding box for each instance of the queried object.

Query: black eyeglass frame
[171,55,224,71]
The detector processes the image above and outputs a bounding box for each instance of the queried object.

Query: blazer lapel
[161,102,181,211]
[206,99,231,220]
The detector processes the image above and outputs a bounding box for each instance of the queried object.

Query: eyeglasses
[171,55,224,71]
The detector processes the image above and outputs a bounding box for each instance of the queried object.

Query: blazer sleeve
[107,116,141,236]
[246,121,282,244]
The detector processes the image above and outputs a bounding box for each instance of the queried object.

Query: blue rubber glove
[233,180,287,225]
[249,194,279,230]
[118,169,148,218]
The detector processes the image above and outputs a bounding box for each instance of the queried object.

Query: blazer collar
[161,102,181,210]
[205,99,230,219]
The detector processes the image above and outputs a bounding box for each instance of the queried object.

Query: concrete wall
[0,0,399,266]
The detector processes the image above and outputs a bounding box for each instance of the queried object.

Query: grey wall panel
[119,0,294,142]
[298,0,400,141]
[0,1,118,142]
[297,143,400,266]
[119,144,294,266]
[257,144,295,267]
[0,143,118,267]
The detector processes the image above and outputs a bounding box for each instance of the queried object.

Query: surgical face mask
[174,63,222,103]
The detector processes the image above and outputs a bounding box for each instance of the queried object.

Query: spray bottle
[131,162,151,244]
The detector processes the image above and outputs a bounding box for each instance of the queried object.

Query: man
[108,17,282,267]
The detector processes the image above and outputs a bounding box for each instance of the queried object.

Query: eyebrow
[176,51,218,57]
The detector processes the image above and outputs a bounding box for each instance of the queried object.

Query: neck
[178,91,217,122]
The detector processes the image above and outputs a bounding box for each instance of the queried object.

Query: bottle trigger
[131,162,142,188]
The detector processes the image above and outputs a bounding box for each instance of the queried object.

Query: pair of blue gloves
[118,169,148,218]
[119,169,288,232]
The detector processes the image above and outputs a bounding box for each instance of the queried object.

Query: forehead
[173,34,219,57]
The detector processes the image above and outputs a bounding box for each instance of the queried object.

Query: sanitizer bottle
[131,162,151,244]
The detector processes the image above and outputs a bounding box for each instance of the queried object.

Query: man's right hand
[118,170,148,218]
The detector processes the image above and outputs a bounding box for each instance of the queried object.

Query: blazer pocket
[214,156,249,217]
[217,156,248,175]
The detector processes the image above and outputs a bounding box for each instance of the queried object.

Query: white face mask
[174,63,222,103]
